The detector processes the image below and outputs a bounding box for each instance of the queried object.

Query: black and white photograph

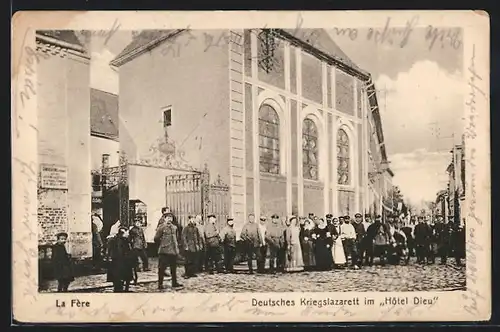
[12,11,490,323]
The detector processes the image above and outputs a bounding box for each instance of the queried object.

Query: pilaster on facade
[284,42,293,216]
[322,62,330,214]
[353,80,360,213]
[228,30,246,220]
[295,47,304,216]
[330,67,338,214]
[250,30,260,218]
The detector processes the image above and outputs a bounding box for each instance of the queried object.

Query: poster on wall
[39,164,68,190]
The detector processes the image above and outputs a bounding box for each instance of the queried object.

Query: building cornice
[35,33,87,55]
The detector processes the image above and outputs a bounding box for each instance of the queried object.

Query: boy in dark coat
[52,232,74,292]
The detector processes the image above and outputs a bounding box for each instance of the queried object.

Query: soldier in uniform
[240,214,260,274]
[194,214,207,273]
[413,216,432,264]
[154,213,183,290]
[434,215,451,265]
[352,213,366,268]
[266,214,285,274]
[220,217,237,273]
[204,214,223,274]
[182,215,203,278]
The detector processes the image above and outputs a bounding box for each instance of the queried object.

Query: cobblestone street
[84,257,466,293]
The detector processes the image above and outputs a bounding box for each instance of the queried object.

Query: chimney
[102,154,110,169]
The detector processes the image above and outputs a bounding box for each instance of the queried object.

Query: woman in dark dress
[300,218,316,271]
[52,232,74,292]
[313,218,333,271]
[107,227,134,292]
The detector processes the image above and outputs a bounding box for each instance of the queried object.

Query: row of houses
[435,135,466,225]
[36,29,394,260]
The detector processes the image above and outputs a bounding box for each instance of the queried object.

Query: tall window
[259,104,280,174]
[302,118,319,180]
[163,108,172,128]
[337,128,350,185]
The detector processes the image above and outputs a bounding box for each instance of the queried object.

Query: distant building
[110,28,392,238]
[444,137,465,225]
[89,88,120,221]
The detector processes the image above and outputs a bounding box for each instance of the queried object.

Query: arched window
[337,128,350,185]
[258,104,280,174]
[302,118,319,180]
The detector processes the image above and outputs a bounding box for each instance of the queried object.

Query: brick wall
[38,189,68,244]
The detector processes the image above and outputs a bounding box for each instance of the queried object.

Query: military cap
[375,215,382,219]
[344,215,351,219]
[227,217,234,222]
[56,232,68,239]
[271,214,279,219]
[207,214,216,219]
[326,214,333,219]
[260,216,267,221]
[355,213,362,218]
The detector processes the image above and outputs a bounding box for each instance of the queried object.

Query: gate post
[201,163,210,222]
[119,152,130,228]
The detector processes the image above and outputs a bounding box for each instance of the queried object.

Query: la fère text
[55,299,90,308]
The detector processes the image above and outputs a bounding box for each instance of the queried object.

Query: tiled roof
[36,30,84,48]
[111,30,179,66]
[90,89,119,139]
[281,28,364,74]
[111,28,364,75]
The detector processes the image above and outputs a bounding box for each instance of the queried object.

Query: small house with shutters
[110,28,392,237]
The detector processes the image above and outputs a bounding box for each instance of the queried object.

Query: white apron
[331,226,346,265]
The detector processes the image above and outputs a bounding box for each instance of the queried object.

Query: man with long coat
[154,213,183,290]
[182,215,203,278]
[413,216,432,264]
[352,213,366,268]
[240,213,261,274]
[204,214,223,274]
[219,217,237,273]
[266,214,285,274]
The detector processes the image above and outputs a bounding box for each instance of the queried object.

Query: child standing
[51,232,74,292]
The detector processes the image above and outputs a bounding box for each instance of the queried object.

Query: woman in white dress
[284,217,304,272]
[331,218,347,268]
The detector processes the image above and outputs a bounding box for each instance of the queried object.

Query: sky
[330,27,465,208]
[83,27,465,208]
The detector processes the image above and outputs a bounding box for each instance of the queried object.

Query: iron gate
[165,166,229,231]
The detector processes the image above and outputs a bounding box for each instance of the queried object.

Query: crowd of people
[50,207,466,293]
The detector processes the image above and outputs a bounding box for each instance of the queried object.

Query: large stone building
[37,31,122,260]
[36,31,92,258]
[111,29,392,237]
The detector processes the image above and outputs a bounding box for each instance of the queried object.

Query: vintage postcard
[12,10,490,323]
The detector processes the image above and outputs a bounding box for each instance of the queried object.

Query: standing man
[204,214,223,274]
[256,216,268,273]
[91,215,104,271]
[352,213,366,269]
[361,214,372,265]
[266,214,284,274]
[129,219,150,272]
[434,215,450,265]
[277,215,288,272]
[341,216,358,268]
[194,214,206,273]
[240,214,260,274]
[413,216,432,264]
[182,215,202,278]
[219,217,237,273]
[154,212,183,290]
